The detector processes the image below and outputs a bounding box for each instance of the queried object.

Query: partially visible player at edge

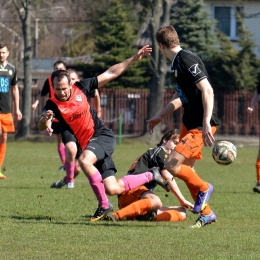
[247,79,260,193]
[146,25,220,228]
[38,46,170,222]
[0,43,22,179]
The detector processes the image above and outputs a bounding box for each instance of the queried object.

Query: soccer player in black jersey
[32,61,67,171]
[147,25,220,228]
[247,79,260,193]
[109,129,193,222]
[0,43,22,179]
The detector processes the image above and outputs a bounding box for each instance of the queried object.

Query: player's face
[54,63,66,71]
[163,137,179,154]
[69,72,79,85]
[0,47,9,63]
[53,76,72,101]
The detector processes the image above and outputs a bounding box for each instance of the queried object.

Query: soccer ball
[212,141,237,166]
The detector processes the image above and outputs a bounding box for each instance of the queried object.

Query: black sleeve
[11,66,18,85]
[43,100,60,120]
[151,153,165,171]
[181,51,208,84]
[40,79,50,97]
[75,77,98,98]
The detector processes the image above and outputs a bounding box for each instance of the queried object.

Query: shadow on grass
[0,186,48,190]
[9,214,178,228]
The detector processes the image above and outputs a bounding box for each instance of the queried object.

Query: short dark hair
[0,43,7,49]
[157,129,180,146]
[53,60,67,69]
[156,25,180,48]
[51,70,71,86]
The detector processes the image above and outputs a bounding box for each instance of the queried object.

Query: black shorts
[61,126,117,179]
[51,121,61,134]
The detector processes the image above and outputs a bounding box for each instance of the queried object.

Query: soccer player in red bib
[0,43,22,179]
[147,26,220,228]
[38,46,171,222]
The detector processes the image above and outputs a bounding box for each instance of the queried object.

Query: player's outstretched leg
[193,183,214,213]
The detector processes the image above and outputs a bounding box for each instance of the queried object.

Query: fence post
[118,113,123,145]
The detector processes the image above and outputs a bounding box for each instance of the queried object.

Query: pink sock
[121,172,153,191]
[87,172,109,208]
[57,144,66,164]
[64,162,75,183]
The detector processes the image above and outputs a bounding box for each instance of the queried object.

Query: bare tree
[135,0,173,141]
[13,0,32,138]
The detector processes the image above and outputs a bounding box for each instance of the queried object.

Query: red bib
[50,86,94,150]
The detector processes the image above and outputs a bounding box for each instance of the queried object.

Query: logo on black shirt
[188,63,201,76]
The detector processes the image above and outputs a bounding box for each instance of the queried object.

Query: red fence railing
[14,87,259,136]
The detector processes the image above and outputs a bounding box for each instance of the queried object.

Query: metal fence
[14,87,259,136]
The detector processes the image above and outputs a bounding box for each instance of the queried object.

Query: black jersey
[40,78,51,97]
[43,76,104,134]
[0,62,18,113]
[127,146,168,190]
[171,49,220,130]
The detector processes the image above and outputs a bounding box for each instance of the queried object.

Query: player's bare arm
[32,93,41,110]
[161,169,194,209]
[196,78,215,147]
[92,90,102,118]
[146,93,182,134]
[97,45,152,88]
[11,84,22,120]
[38,110,54,135]
[248,90,260,113]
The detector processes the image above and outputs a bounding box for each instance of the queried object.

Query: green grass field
[0,140,259,260]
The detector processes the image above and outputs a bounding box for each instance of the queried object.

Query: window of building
[212,5,243,40]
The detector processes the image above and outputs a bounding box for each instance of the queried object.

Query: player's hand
[32,103,38,110]
[16,110,22,121]
[180,199,194,210]
[146,115,162,134]
[247,106,254,113]
[133,45,152,61]
[202,122,214,147]
[45,127,53,136]
[42,110,54,123]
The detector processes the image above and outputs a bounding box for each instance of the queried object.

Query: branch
[0,22,21,40]
[12,0,24,21]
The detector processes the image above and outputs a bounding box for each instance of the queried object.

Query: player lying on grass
[108,129,194,222]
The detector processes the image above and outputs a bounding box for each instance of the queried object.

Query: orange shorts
[175,124,217,160]
[118,185,149,209]
[0,113,15,133]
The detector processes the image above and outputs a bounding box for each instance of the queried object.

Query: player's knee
[105,185,120,196]
[150,196,162,209]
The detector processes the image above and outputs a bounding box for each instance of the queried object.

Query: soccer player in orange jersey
[0,43,22,179]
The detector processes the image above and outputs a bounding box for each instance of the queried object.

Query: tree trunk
[145,0,171,143]
[15,0,32,138]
